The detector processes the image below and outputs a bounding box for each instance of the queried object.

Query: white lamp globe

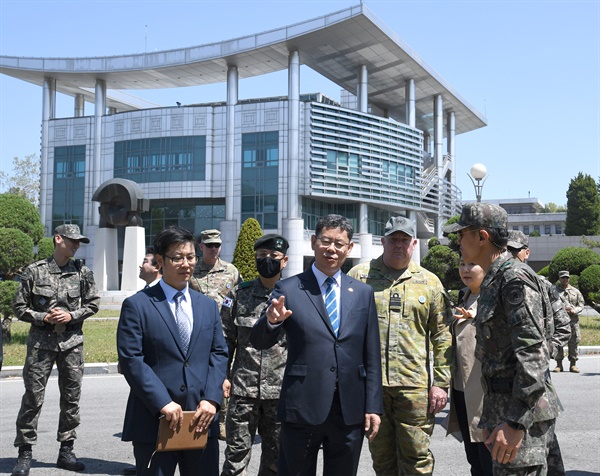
[470,163,487,180]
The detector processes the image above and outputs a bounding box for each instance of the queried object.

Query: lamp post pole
[468,163,488,202]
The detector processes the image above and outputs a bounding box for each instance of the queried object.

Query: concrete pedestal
[92,228,119,291]
[121,226,146,291]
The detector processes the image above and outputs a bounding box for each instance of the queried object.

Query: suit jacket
[250,269,383,426]
[117,283,228,443]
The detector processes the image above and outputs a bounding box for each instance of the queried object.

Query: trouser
[546,432,565,476]
[555,319,580,362]
[221,395,280,476]
[369,386,435,476]
[452,389,493,476]
[15,343,84,446]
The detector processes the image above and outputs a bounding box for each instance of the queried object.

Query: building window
[534,225,540,234]
[523,226,530,235]
[513,226,519,231]
[555,224,562,235]
[545,225,551,235]
[53,145,86,232]
[302,198,357,233]
[140,199,225,246]
[114,136,206,183]
[241,132,279,229]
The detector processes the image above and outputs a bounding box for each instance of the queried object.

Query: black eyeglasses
[164,254,198,265]
[204,243,221,249]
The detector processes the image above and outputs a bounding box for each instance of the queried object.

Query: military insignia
[39,297,47,305]
[275,238,283,250]
[505,284,524,307]
[226,283,231,289]
[222,296,234,308]
[419,296,426,304]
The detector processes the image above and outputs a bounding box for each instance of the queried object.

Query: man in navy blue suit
[117,225,228,476]
[251,214,383,476]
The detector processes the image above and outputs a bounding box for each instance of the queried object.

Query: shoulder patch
[222,296,234,308]
[238,281,253,289]
[504,283,525,307]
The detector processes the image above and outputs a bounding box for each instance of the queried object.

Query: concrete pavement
[1,356,599,475]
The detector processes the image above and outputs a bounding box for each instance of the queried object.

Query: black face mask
[256,257,282,279]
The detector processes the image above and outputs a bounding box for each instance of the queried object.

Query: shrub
[538,265,550,278]
[0,280,19,319]
[548,247,600,283]
[421,244,462,291]
[35,237,54,260]
[443,215,460,252]
[0,193,44,244]
[579,265,600,303]
[232,218,264,281]
[427,237,440,249]
[0,228,34,280]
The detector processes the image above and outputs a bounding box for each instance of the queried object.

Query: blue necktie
[324,277,339,336]
[174,291,191,353]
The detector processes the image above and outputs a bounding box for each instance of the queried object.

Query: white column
[433,95,444,236]
[40,78,56,230]
[358,203,372,263]
[75,94,85,117]
[405,79,416,127]
[121,226,146,291]
[92,80,106,227]
[446,110,456,182]
[357,65,368,113]
[283,50,303,278]
[93,228,119,291]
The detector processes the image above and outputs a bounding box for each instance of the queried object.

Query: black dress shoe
[122,466,137,475]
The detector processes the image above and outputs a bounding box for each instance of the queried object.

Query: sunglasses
[204,243,221,249]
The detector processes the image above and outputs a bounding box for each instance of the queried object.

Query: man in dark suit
[117,225,228,476]
[250,214,383,476]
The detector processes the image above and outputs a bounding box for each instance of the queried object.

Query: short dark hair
[146,247,159,267]
[315,214,354,241]
[483,227,509,250]
[153,226,196,257]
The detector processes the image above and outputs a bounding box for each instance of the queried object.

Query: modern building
[488,198,566,237]
[0,4,487,284]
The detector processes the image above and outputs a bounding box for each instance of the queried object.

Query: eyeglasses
[164,254,198,265]
[256,250,285,260]
[316,236,349,251]
[203,243,221,249]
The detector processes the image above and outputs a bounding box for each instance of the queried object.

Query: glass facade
[52,145,86,232]
[140,199,225,245]
[302,198,358,234]
[309,102,422,208]
[114,136,206,183]
[241,132,279,229]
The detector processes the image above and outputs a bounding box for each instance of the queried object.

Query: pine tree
[232,218,264,281]
[564,172,600,236]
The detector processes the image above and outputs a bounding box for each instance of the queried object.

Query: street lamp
[468,163,488,202]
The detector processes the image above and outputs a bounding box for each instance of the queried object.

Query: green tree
[579,265,600,303]
[421,244,462,291]
[35,237,55,260]
[232,218,264,281]
[0,193,44,244]
[0,228,34,280]
[0,280,19,343]
[548,247,600,283]
[0,154,41,207]
[541,202,567,213]
[529,229,541,237]
[564,172,600,236]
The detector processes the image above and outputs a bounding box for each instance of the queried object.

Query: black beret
[254,234,289,253]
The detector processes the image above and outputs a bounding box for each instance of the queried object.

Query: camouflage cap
[54,224,90,244]
[254,234,289,253]
[442,202,508,234]
[507,230,529,250]
[558,270,570,278]
[200,229,222,244]
[384,216,415,237]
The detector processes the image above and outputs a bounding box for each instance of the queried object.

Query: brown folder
[155,411,208,452]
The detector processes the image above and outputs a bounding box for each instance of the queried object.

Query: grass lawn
[2,314,600,368]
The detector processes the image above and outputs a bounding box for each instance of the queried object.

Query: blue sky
[1,0,598,206]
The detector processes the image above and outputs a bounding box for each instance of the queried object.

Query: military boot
[553,361,563,372]
[56,444,85,472]
[569,360,580,373]
[12,446,32,476]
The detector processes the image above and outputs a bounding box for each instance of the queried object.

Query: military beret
[54,224,90,244]
[254,234,289,253]
[507,230,529,250]
[384,216,415,237]
[443,202,508,234]
[200,229,222,244]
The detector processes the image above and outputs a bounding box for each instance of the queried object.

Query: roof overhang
[0,4,486,134]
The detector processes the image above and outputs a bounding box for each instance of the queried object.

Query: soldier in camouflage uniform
[445,203,560,476]
[190,229,242,439]
[220,234,289,476]
[11,224,100,476]
[348,217,452,476]
[553,270,585,373]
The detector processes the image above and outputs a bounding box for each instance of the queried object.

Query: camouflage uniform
[553,283,584,364]
[476,253,560,475]
[220,278,287,476]
[348,257,452,476]
[191,258,241,311]
[13,256,100,446]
